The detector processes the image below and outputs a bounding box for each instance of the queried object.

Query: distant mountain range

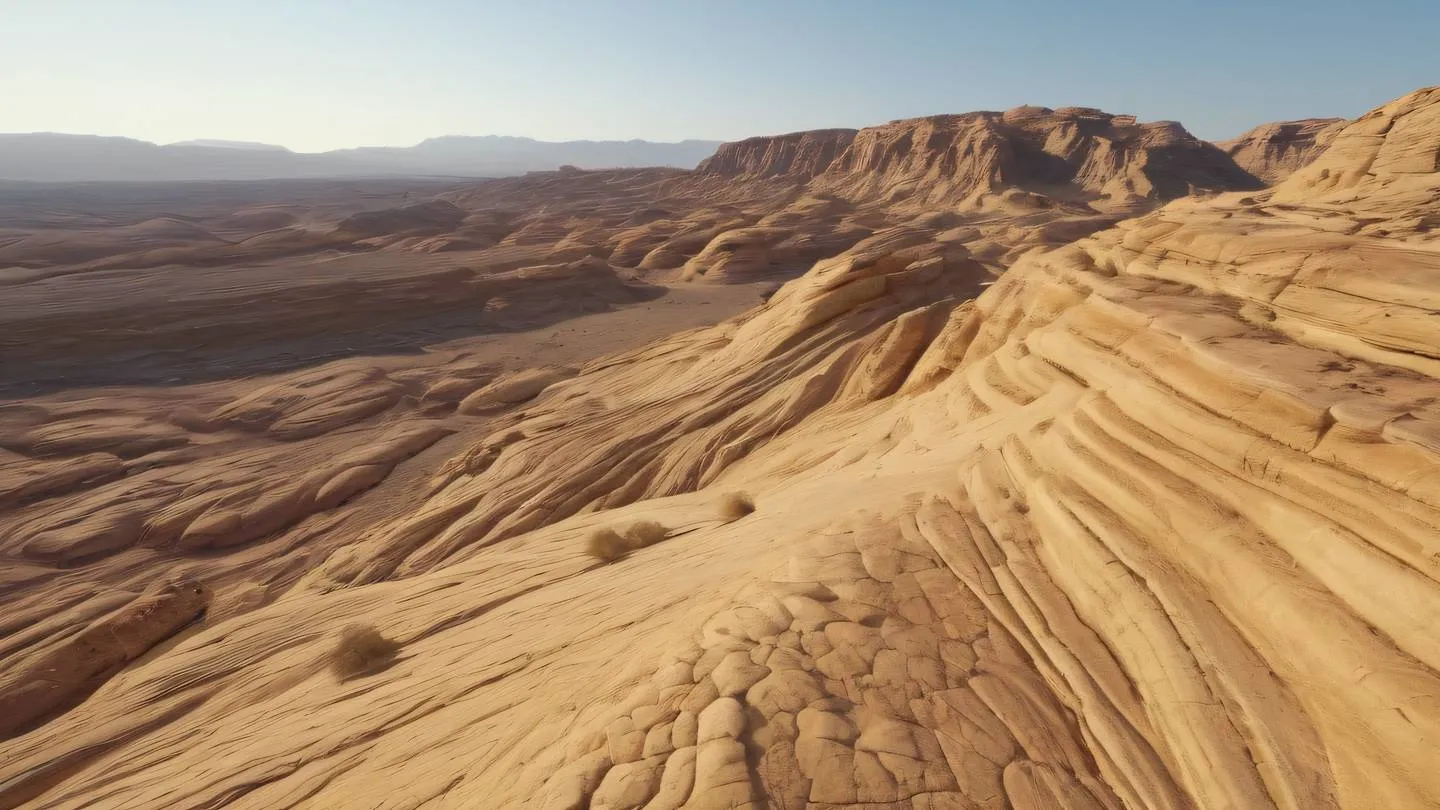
[0,133,723,182]
[169,139,292,152]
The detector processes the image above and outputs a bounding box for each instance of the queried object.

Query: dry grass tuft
[586,521,670,562]
[329,623,402,679]
[718,491,756,521]
[586,528,630,561]
[624,520,668,549]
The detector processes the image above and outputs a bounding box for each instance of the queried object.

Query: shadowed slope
[1216,117,1346,183]
[699,106,1260,208]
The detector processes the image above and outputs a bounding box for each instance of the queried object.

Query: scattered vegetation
[329,623,402,679]
[718,491,756,521]
[586,528,631,561]
[624,520,669,549]
[585,520,671,562]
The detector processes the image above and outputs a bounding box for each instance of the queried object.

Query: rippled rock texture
[3,89,1440,808]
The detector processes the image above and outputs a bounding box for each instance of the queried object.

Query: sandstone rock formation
[1216,117,1345,183]
[662,106,1264,286]
[700,106,1261,209]
[696,129,859,180]
[3,89,1440,809]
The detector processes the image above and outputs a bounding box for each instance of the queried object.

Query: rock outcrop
[643,106,1269,283]
[1216,117,1345,183]
[696,129,858,180]
[0,577,210,737]
[698,106,1260,209]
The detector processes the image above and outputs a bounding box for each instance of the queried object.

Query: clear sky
[4,0,1436,152]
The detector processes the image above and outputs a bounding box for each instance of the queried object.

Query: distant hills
[0,133,723,182]
[170,139,292,152]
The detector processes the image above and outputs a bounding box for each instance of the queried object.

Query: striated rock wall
[526,88,1440,809]
[696,107,1259,208]
[814,107,1260,206]
[695,129,858,180]
[1216,117,1344,183]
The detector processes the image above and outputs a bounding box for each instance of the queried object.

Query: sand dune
[2,90,1440,808]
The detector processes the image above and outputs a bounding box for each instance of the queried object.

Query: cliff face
[695,129,858,180]
[817,106,1261,205]
[697,106,1260,208]
[1217,117,1346,183]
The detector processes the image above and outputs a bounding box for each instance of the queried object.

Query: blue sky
[4,0,1435,151]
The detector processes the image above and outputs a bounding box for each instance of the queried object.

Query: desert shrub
[717,491,756,521]
[586,528,630,561]
[624,520,668,549]
[329,623,401,679]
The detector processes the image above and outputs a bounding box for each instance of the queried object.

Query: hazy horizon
[0,131,723,154]
[5,0,1438,152]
